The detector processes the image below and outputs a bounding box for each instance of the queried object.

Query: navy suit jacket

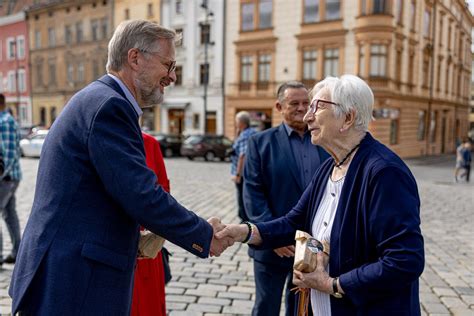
[254,133,425,315]
[9,75,213,315]
[243,124,328,267]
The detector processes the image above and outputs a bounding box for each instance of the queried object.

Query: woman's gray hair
[310,75,374,131]
[236,111,251,127]
[106,20,176,72]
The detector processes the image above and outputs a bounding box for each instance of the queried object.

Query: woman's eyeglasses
[308,99,339,114]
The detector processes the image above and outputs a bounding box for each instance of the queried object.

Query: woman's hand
[292,252,332,294]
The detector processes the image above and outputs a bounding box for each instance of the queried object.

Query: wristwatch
[332,277,343,298]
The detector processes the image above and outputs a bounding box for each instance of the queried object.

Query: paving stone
[433,287,458,297]
[165,287,185,295]
[197,297,231,306]
[422,302,450,314]
[440,296,468,309]
[186,303,222,313]
[450,308,474,316]
[166,294,197,303]
[217,291,252,300]
[460,295,474,305]
[185,289,217,298]
[166,302,187,310]
[222,305,253,315]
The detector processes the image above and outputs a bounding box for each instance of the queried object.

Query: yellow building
[225,0,473,157]
[113,0,162,131]
[27,0,112,127]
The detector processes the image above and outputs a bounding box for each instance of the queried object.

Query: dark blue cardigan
[255,133,424,315]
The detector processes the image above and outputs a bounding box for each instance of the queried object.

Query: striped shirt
[231,127,257,176]
[310,176,345,316]
[0,110,22,181]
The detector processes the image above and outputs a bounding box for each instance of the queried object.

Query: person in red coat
[131,132,170,316]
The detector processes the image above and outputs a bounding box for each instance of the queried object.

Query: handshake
[206,217,261,257]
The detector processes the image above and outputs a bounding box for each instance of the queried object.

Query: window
[174,65,182,85]
[395,0,403,24]
[447,24,451,50]
[101,18,108,39]
[390,119,399,145]
[369,44,387,77]
[18,69,26,92]
[429,110,437,143]
[67,63,74,83]
[36,63,43,87]
[241,3,255,31]
[147,3,153,17]
[422,52,430,88]
[49,63,56,85]
[124,8,130,20]
[445,62,450,93]
[175,28,183,46]
[325,0,340,20]
[200,24,210,44]
[91,19,99,41]
[48,27,56,47]
[51,107,57,125]
[240,55,253,89]
[303,49,317,82]
[241,0,272,31]
[304,0,319,23]
[16,36,25,59]
[78,62,85,83]
[358,45,365,77]
[92,60,100,79]
[40,107,46,126]
[410,0,416,31]
[200,63,209,85]
[423,10,431,37]
[7,37,15,60]
[176,0,183,14]
[65,25,73,45]
[361,0,367,15]
[395,50,402,82]
[436,61,441,91]
[408,53,415,85]
[324,48,339,77]
[417,111,426,140]
[35,30,41,49]
[8,71,16,92]
[76,22,83,43]
[373,0,389,14]
[438,16,443,46]
[193,113,200,129]
[258,54,271,88]
[259,0,272,29]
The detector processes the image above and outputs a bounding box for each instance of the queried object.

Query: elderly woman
[217,75,424,315]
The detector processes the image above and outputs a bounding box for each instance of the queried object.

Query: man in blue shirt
[230,111,256,222]
[0,93,22,266]
[243,81,329,315]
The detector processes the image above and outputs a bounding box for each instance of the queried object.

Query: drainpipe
[426,0,437,156]
[221,0,226,136]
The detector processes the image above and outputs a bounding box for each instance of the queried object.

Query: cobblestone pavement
[0,155,472,315]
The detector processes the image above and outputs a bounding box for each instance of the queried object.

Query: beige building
[114,0,162,131]
[225,0,473,158]
[28,0,112,127]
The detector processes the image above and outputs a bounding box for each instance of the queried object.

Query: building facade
[0,10,32,127]
[27,0,112,127]
[160,0,225,135]
[225,0,473,157]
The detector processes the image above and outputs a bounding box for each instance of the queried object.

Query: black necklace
[334,142,361,168]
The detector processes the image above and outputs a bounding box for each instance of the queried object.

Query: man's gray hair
[311,75,374,131]
[236,111,251,127]
[276,81,306,103]
[106,20,176,72]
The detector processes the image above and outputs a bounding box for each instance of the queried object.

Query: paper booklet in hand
[138,230,165,259]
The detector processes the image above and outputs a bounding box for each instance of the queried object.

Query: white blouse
[310,176,345,316]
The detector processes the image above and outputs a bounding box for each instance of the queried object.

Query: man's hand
[215,223,248,243]
[207,217,234,257]
[273,245,295,258]
[231,175,242,184]
[292,252,331,293]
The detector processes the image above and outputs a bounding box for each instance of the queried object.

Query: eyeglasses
[139,49,177,75]
[308,98,339,114]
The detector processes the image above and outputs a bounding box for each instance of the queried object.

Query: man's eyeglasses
[308,99,339,114]
[139,49,177,75]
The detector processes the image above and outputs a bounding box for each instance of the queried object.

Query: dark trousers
[252,260,296,316]
[0,179,21,259]
[235,180,248,222]
[465,166,471,182]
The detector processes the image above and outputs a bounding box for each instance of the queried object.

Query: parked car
[149,133,183,157]
[19,130,48,158]
[180,135,233,161]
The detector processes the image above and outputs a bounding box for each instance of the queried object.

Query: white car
[20,130,48,158]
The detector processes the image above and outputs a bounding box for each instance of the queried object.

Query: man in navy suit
[9,20,231,315]
[243,81,328,315]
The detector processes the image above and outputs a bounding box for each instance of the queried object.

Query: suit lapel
[275,124,304,191]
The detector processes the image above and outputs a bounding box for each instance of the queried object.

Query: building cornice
[0,11,25,26]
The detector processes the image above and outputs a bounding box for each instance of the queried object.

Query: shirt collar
[107,74,143,116]
[283,122,309,138]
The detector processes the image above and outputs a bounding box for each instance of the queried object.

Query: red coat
[131,133,170,316]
